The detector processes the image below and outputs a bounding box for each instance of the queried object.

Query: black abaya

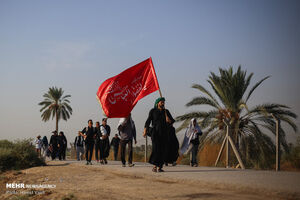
[145,108,175,168]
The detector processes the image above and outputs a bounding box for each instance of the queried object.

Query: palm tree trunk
[56,108,58,132]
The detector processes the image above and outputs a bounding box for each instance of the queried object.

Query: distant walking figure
[58,131,67,160]
[118,113,137,167]
[41,136,49,158]
[100,118,111,164]
[49,131,58,160]
[110,134,120,161]
[94,121,102,163]
[35,135,42,157]
[75,131,84,161]
[180,118,202,167]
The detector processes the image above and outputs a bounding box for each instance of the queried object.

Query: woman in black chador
[143,97,175,172]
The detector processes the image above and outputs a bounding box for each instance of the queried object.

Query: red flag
[97,57,159,118]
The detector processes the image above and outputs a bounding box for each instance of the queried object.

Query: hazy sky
[0,0,299,146]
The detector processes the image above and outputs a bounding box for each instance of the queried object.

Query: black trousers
[59,146,66,160]
[99,140,106,160]
[113,145,119,161]
[51,147,57,160]
[63,146,67,160]
[191,144,199,165]
[120,139,133,165]
[85,142,94,162]
[95,142,101,161]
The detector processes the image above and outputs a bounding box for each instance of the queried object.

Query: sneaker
[104,159,107,164]
[157,168,164,172]
[89,161,92,165]
[100,160,104,165]
[128,163,135,167]
[86,161,89,165]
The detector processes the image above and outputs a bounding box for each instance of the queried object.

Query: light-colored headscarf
[179,118,201,155]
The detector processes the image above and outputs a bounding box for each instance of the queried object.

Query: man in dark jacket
[110,134,120,161]
[80,119,97,165]
[49,131,58,160]
[94,121,102,163]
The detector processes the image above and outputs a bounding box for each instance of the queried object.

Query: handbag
[146,127,153,137]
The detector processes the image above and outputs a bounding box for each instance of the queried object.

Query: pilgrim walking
[75,131,84,161]
[81,119,97,165]
[95,121,102,163]
[118,113,137,167]
[49,131,58,160]
[58,131,67,160]
[110,134,120,161]
[35,135,42,157]
[100,118,111,164]
[180,118,202,167]
[143,97,175,172]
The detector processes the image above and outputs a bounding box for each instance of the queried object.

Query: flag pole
[150,57,171,122]
[150,57,163,98]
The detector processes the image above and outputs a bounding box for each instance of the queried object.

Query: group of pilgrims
[34,131,68,161]
[41,97,202,172]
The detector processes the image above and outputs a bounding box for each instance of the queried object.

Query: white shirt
[100,126,107,139]
[35,138,42,149]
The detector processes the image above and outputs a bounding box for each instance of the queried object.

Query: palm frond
[246,76,270,102]
[186,97,219,108]
[191,84,220,108]
[175,111,210,122]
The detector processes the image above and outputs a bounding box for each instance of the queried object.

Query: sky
[0,0,299,147]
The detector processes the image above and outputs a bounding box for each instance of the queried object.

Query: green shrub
[0,140,14,149]
[0,148,16,171]
[0,139,45,172]
[283,137,300,169]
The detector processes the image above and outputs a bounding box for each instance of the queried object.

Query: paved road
[64,160,300,197]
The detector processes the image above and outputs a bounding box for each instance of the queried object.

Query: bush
[0,140,14,149]
[0,139,45,172]
[283,137,300,169]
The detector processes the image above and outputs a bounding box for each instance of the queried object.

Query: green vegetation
[38,86,72,132]
[0,139,45,172]
[176,66,298,169]
[282,137,300,169]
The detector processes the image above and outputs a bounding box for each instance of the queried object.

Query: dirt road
[1,160,299,200]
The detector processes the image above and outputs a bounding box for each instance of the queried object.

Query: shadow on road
[173,192,222,199]
[165,169,238,173]
[46,162,70,167]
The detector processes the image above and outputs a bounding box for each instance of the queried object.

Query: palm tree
[176,66,297,168]
[38,87,72,132]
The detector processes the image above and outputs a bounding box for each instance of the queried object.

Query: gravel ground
[1,160,299,200]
